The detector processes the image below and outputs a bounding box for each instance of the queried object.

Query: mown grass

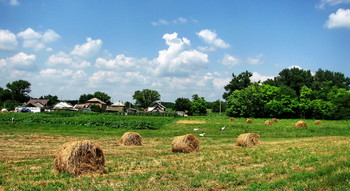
[0,113,349,190]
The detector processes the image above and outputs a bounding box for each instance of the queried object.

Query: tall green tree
[79,94,94,103]
[265,67,313,95]
[174,97,191,112]
[313,69,350,90]
[0,87,11,103]
[93,91,112,105]
[190,94,207,115]
[6,80,31,103]
[223,71,252,100]
[132,89,160,108]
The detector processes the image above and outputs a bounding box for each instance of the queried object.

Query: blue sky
[1,0,349,103]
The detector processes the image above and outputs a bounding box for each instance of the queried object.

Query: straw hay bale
[171,134,199,153]
[246,119,253,124]
[121,132,142,146]
[295,121,307,128]
[54,140,106,176]
[230,117,235,121]
[264,120,273,126]
[314,120,322,125]
[236,133,260,147]
[271,118,278,123]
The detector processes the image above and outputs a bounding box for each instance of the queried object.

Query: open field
[0,113,350,190]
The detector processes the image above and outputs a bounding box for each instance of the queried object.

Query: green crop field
[0,112,349,190]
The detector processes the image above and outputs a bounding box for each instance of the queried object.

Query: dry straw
[314,120,322,125]
[295,121,307,128]
[54,140,106,176]
[271,118,278,123]
[265,120,273,126]
[236,133,260,147]
[171,134,199,153]
[121,132,142,146]
[246,119,253,124]
[230,117,235,121]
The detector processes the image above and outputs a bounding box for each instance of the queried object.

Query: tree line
[1,67,349,119]
[224,68,350,119]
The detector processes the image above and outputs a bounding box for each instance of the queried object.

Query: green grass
[0,112,349,190]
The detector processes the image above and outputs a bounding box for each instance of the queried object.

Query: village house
[147,102,166,112]
[106,101,125,112]
[74,98,107,111]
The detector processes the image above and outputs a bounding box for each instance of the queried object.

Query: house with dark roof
[147,102,166,113]
[27,99,49,109]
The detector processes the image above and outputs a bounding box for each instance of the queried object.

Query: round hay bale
[264,120,273,126]
[236,133,260,147]
[295,121,307,128]
[121,132,142,146]
[230,117,235,121]
[246,119,253,124]
[171,134,199,153]
[314,120,322,125]
[271,118,278,123]
[54,140,106,176]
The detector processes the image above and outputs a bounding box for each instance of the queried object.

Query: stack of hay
[295,121,307,128]
[171,134,199,153]
[314,120,322,125]
[54,140,106,176]
[120,132,142,146]
[236,133,260,147]
[246,119,253,124]
[264,120,273,126]
[271,118,278,123]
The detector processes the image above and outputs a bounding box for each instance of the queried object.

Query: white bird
[221,126,226,131]
[11,117,15,123]
[193,128,199,131]
[199,133,206,137]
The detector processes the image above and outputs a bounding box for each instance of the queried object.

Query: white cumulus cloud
[197,29,230,51]
[221,54,240,67]
[250,72,274,83]
[17,28,60,51]
[153,32,208,76]
[47,52,72,65]
[7,52,36,71]
[71,37,102,57]
[47,51,91,68]
[40,68,73,78]
[325,9,350,29]
[0,29,18,50]
[96,54,148,70]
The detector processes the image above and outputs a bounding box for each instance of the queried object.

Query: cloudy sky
[0,0,349,102]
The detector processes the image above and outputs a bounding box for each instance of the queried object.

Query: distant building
[147,102,166,112]
[73,98,107,111]
[18,98,50,112]
[106,101,125,112]
[53,102,73,111]
[27,99,49,108]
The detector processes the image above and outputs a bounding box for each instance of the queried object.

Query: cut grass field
[0,113,349,190]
